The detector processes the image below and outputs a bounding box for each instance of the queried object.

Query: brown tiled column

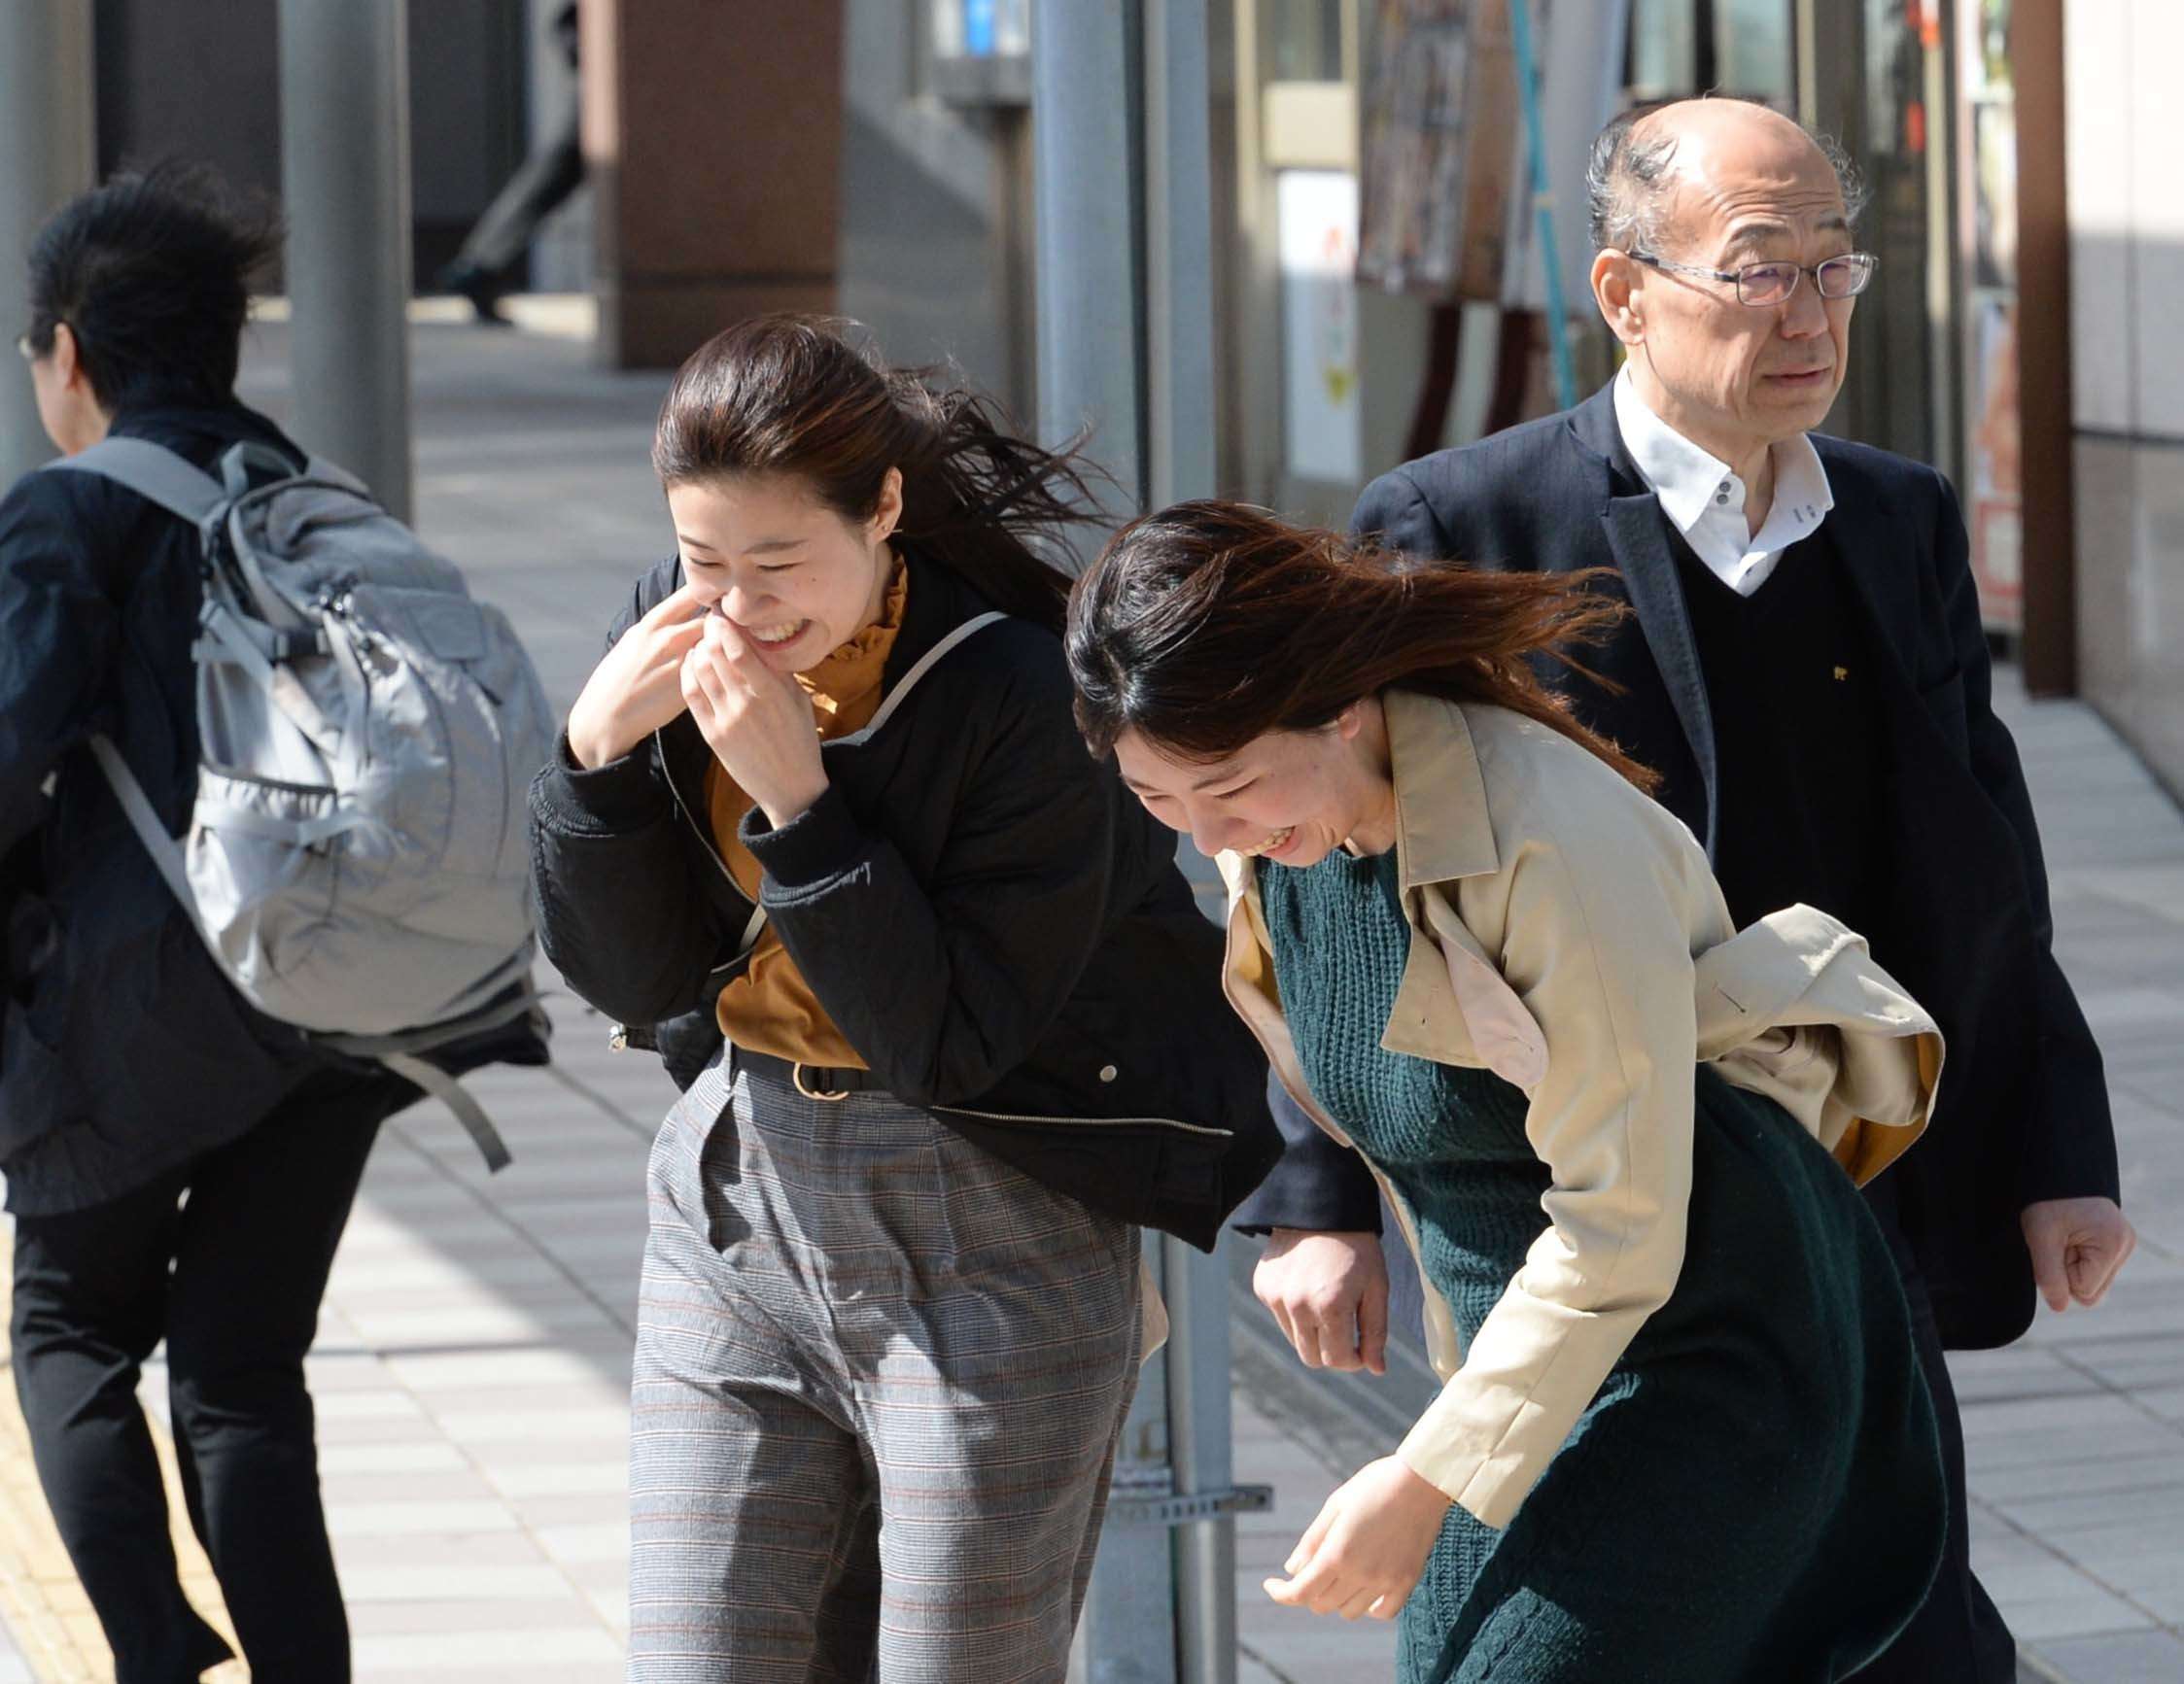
[580,0,844,369]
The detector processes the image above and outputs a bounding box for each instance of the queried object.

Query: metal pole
[0,1,95,484]
[1033,6,1175,1679]
[1144,4,1239,1683]
[1032,0,1146,511]
[278,0,414,521]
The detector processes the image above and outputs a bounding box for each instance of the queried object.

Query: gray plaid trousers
[628,1053,1142,1682]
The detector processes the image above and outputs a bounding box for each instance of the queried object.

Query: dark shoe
[433,260,511,326]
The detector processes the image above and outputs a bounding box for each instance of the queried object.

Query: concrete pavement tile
[483,1461,632,1499]
[320,1441,473,1475]
[338,1563,578,1603]
[359,1666,619,1684]
[314,1389,433,1424]
[334,1531,558,1569]
[1947,1348,2103,1406]
[529,1523,627,1564]
[507,1494,629,1529]
[339,1301,622,1347]
[327,1499,527,1539]
[1991,1479,2184,1536]
[322,1468,505,1504]
[317,1412,503,1446]
[1238,1589,1400,1675]
[346,1594,612,1636]
[354,1625,623,1671]
[2032,1629,2184,1684]
[2043,1336,2184,1391]
[432,1406,631,1445]
[1959,1391,2161,1437]
[328,1250,575,1294]
[1964,1421,2181,1475]
[1989,1590,2154,1644]
[1970,1451,2184,1503]
[327,1279,589,1318]
[413,1382,629,1417]
[385,1344,634,1393]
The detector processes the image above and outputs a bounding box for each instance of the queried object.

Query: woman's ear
[870,465,905,545]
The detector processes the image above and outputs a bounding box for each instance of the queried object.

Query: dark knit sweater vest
[1255,847,1548,1351]
[1671,520,1888,936]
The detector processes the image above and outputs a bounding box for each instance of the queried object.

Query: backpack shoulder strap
[834,611,1010,747]
[43,436,227,529]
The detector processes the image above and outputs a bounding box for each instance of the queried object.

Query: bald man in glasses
[1242,97,2132,1681]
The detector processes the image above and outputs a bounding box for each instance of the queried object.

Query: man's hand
[1254,1229,1389,1374]
[2022,1197,2136,1312]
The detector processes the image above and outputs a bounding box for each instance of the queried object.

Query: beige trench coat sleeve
[1396,776,1708,1530]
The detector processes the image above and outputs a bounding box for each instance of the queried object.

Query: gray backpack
[48,437,555,1166]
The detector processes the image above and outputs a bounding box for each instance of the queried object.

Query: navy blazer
[1237,382,2118,1352]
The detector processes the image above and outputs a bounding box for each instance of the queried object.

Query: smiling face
[1597,103,1857,464]
[1111,705,1397,867]
[665,469,903,672]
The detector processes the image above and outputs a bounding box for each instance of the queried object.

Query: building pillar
[579,0,844,370]
[2014,0,2076,696]
[0,1,96,483]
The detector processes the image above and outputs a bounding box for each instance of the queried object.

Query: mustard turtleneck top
[703,564,909,1068]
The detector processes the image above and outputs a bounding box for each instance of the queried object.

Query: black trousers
[449,112,583,283]
[1852,1172,2017,1684]
[10,1066,398,1684]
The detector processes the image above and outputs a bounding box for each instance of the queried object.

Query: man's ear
[50,323,86,392]
[1592,252,1644,348]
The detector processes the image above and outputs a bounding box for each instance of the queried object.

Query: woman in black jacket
[528,316,1276,1679]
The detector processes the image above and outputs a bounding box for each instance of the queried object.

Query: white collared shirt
[1612,366,1834,596]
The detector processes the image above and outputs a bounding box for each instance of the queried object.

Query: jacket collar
[1566,381,1723,854]
[1385,690,1499,888]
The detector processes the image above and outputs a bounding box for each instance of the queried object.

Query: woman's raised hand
[680,611,829,829]
[566,584,711,770]
[1264,1456,1452,1623]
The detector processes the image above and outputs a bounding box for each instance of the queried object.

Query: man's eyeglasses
[1627,250,1878,308]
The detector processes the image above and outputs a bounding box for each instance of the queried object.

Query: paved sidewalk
[0,313,2176,1679]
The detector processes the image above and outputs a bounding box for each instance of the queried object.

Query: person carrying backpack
[0,163,548,1683]
[529,315,1280,1678]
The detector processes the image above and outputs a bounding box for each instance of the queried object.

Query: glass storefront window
[1629,0,1698,98]
[1716,0,1793,104]
[1261,0,1345,84]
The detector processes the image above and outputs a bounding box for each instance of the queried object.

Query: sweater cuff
[742,783,864,892]
[535,732,673,835]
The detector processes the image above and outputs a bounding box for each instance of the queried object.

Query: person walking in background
[434,1,583,324]
[1242,96,2132,1681]
[1066,500,1948,1680]
[527,316,1278,1679]
[0,164,545,1683]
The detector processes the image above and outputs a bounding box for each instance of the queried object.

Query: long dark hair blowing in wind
[652,314,1103,631]
[1066,499,1659,791]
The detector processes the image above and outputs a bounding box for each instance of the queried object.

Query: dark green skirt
[1396,1067,1946,1684]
